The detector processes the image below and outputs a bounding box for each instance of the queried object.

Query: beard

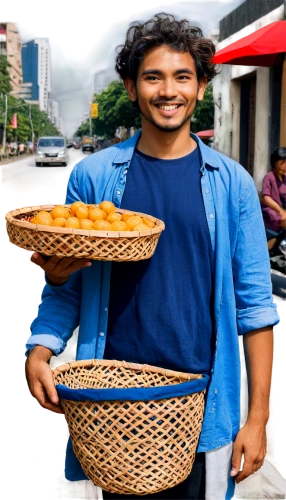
[136,99,196,133]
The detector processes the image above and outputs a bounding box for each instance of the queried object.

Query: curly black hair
[115,13,218,83]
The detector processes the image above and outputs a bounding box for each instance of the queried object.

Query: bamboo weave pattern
[53,360,205,495]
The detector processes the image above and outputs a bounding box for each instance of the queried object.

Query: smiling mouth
[154,104,183,111]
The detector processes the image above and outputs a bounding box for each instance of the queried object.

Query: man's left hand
[231,419,267,483]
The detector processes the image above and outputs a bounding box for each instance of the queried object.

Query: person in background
[19,142,25,155]
[261,147,286,250]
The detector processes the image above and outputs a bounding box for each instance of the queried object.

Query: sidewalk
[0,153,34,166]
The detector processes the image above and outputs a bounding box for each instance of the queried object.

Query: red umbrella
[196,129,214,139]
[212,20,286,67]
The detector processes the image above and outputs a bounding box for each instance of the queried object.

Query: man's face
[125,45,207,133]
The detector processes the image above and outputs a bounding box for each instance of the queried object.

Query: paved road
[0,150,83,200]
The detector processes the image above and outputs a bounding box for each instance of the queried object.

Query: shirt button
[211,408,215,412]
[124,169,128,174]
[104,307,108,312]
[214,389,218,394]
[205,189,209,194]
[117,190,121,195]
[99,332,105,337]
[209,214,214,219]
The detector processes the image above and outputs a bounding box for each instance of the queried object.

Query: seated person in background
[261,147,286,250]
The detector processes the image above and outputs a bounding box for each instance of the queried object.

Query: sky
[2,0,244,137]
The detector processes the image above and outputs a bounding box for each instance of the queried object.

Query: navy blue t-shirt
[104,147,215,374]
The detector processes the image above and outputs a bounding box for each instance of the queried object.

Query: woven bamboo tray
[53,359,207,496]
[5,205,165,262]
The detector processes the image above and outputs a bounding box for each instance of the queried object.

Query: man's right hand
[31,252,91,285]
[25,346,64,414]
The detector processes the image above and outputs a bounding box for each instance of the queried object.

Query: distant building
[48,99,60,129]
[0,22,23,93]
[212,0,285,192]
[22,38,51,112]
[58,117,63,134]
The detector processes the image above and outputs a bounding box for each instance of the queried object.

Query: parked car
[35,137,72,166]
[82,136,95,153]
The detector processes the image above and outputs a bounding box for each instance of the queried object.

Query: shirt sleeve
[232,177,280,335]
[25,164,83,356]
[261,173,273,197]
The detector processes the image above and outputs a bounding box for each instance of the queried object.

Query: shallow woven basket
[53,359,208,496]
[5,205,165,262]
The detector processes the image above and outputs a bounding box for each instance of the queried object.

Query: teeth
[157,105,180,111]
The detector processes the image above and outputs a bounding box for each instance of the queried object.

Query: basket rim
[5,205,165,239]
[53,358,202,382]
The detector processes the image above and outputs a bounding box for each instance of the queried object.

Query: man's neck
[136,119,197,159]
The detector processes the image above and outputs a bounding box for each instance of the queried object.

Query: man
[25,14,279,500]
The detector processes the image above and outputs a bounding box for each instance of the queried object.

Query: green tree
[1,55,59,145]
[76,80,141,138]
[191,83,214,133]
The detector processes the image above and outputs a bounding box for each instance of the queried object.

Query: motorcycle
[269,232,286,275]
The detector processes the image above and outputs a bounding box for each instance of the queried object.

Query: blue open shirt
[27,132,279,480]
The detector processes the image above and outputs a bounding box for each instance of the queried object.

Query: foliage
[191,83,214,133]
[0,55,60,144]
[76,80,141,138]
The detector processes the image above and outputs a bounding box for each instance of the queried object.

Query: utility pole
[89,69,105,137]
[3,94,8,153]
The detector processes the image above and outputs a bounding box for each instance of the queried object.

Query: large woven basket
[53,359,208,496]
[5,205,165,262]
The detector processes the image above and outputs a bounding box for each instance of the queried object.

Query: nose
[158,78,178,99]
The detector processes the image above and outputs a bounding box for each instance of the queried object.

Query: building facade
[0,22,23,93]
[212,0,285,192]
[48,99,60,130]
[22,38,51,112]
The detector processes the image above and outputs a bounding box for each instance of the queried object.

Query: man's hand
[231,419,267,483]
[31,252,91,285]
[25,346,64,414]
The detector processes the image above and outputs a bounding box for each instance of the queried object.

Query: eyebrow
[141,68,194,76]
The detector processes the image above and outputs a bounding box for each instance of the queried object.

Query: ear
[124,77,137,102]
[197,77,208,102]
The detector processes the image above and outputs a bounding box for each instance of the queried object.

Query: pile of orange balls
[30,201,155,232]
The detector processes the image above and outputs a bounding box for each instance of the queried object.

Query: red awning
[213,20,286,67]
[196,129,214,139]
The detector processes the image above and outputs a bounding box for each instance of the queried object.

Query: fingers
[26,359,64,414]
[230,442,242,478]
[31,253,91,277]
[235,460,254,483]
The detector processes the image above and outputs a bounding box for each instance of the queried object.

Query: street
[0,146,82,195]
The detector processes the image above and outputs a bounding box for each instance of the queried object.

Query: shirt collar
[112,130,219,169]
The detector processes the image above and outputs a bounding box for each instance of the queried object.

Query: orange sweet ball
[142,217,155,228]
[106,212,122,223]
[93,220,112,230]
[70,201,85,216]
[65,217,81,229]
[133,223,151,231]
[51,205,70,219]
[52,217,66,227]
[31,211,53,226]
[121,213,134,222]
[126,215,142,230]
[99,200,116,215]
[89,207,107,221]
[79,219,94,230]
[76,205,89,219]
[110,221,128,231]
